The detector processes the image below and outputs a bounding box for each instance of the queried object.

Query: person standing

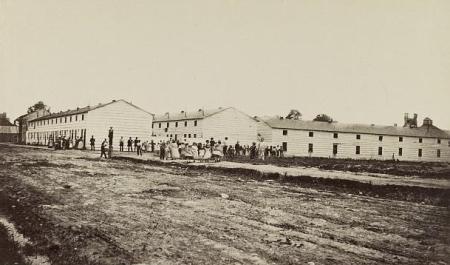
[136,139,142,156]
[90,136,95,151]
[150,140,155,152]
[119,137,124,152]
[134,137,138,152]
[223,137,228,158]
[127,137,133,152]
[159,141,166,160]
[100,139,108,158]
[108,127,114,146]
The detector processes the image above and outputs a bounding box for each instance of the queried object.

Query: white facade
[258,118,450,162]
[27,100,153,150]
[152,107,258,145]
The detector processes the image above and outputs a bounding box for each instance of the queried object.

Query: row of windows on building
[153,120,198,129]
[280,142,442,158]
[281,130,447,145]
[28,129,87,141]
[30,114,85,128]
[166,133,198,139]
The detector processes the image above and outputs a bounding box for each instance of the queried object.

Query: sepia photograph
[0,0,449,264]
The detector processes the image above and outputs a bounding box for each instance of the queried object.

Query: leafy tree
[285,109,302,120]
[313,114,334,122]
[27,101,47,114]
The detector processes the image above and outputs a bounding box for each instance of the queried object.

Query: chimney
[403,113,409,127]
[422,117,433,127]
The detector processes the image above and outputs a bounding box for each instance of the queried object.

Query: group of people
[89,127,286,161]
[51,135,85,150]
[90,128,155,159]
[156,137,285,161]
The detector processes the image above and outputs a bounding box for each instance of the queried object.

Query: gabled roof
[260,117,450,139]
[153,107,232,122]
[29,99,153,122]
[0,118,14,126]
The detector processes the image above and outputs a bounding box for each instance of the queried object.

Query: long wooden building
[26,100,153,149]
[257,116,450,162]
[152,107,259,145]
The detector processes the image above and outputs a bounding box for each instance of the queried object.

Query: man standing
[90,136,95,151]
[100,139,108,158]
[108,127,114,145]
[119,137,124,152]
[127,137,133,152]
[136,139,142,156]
[159,141,166,160]
[134,137,138,152]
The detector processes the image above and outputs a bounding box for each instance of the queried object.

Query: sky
[1,0,449,128]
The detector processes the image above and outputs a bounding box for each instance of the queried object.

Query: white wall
[86,101,153,150]
[152,119,203,142]
[269,128,450,162]
[202,108,258,145]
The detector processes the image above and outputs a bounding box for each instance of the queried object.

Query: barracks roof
[153,107,232,122]
[29,99,153,122]
[260,117,450,139]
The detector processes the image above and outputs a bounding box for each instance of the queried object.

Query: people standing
[119,137,124,152]
[100,139,108,158]
[127,137,133,152]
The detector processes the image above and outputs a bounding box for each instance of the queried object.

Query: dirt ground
[226,156,450,179]
[0,144,449,265]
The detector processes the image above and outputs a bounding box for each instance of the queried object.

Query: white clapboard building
[257,116,450,162]
[152,107,258,145]
[26,100,153,149]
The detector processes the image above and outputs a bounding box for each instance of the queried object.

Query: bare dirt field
[0,144,449,265]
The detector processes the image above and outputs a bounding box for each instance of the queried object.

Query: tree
[27,101,47,114]
[285,109,302,120]
[313,114,334,123]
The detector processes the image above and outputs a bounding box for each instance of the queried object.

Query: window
[309,132,314,137]
[184,134,187,138]
[437,149,441,158]
[170,134,173,138]
[356,146,360,155]
[398,148,403,156]
[437,138,441,144]
[282,142,287,152]
[166,122,169,128]
[81,114,84,121]
[55,119,58,124]
[333,144,338,155]
[188,134,191,138]
[378,147,383,156]
[64,117,67,123]
[448,141,450,147]
[419,138,422,143]
[418,149,422,157]
[282,130,288,136]
[70,116,72,122]
[194,134,197,138]
[51,119,53,124]
[75,115,78,121]
[159,123,161,128]
[356,134,361,140]
[152,123,154,128]
[175,122,178,127]
[194,120,197,126]
[333,133,338,139]
[308,143,313,153]
[399,137,403,142]
[183,121,187,127]
[379,136,383,141]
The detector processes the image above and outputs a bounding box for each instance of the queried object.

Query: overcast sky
[1,0,449,128]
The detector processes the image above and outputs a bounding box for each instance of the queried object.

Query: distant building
[152,107,259,145]
[258,116,450,162]
[26,100,153,149]
[15,108,51,144]
[0,112,18,143]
